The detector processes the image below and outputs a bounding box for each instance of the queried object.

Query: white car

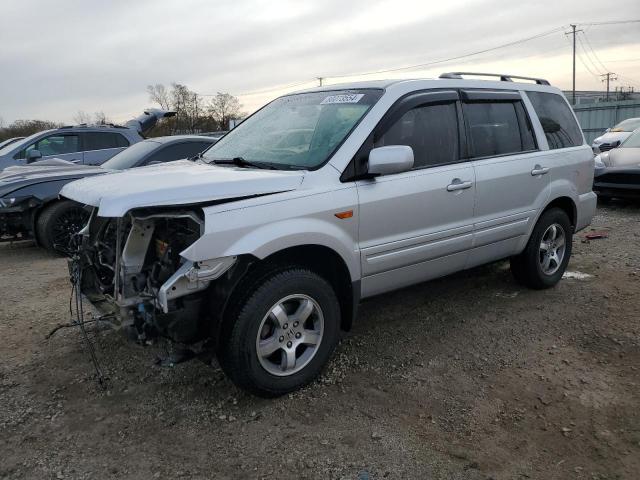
[591,117,640,154]
[61,72,597,397]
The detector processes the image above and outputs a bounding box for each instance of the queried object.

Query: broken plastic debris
[562,271,593,280]
[584,231,609,240]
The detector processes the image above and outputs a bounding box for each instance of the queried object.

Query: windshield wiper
[210,157,279,170]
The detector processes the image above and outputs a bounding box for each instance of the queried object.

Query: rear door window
[83,132,130,151]
[464,101,536,158]
[376,102,460,168]
[526,91,583,149]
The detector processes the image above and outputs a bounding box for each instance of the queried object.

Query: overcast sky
[1,0,639,125]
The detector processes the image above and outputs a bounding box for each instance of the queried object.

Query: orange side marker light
[334,210,353,219]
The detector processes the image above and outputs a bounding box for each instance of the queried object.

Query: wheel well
[29,200,53,245]
[259,245,356,332]
[544,197,576,228]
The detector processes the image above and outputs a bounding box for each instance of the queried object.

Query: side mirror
[605,128,611,133]
[367,146,414,176]
[26,149,42,163]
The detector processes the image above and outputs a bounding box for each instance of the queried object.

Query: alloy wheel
[539,223,566,275]
[255,294,324,376]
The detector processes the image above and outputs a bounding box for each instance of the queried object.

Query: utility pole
[600,72,618,101]
[565,24,582,105]
[317,77,324,87]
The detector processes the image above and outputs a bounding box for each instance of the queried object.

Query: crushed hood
[60,160,305,217]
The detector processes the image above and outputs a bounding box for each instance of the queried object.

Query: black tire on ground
[35,200,89,254]
[218,267,341,397]
[510,207,573,290]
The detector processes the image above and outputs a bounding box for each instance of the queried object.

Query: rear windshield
[101,141,159,170]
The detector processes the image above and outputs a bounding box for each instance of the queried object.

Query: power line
[579,31,640,89]
[606,57,640,63]
[580,31,609,73]
[617,73,640,89]
[327,26,566,79]
[576,35,604,76]
[576,19,640,26]
[203,19,639,101]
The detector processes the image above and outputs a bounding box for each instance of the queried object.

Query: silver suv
[0,109,175,170]
[61,73,596,396]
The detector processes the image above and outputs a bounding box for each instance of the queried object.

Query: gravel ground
[1,202,639,480]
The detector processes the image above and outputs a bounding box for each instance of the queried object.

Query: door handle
[531,165,549,176]
[446,179,473,192]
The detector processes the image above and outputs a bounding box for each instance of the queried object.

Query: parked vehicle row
[0,109,175,170]
[591,117,640,154]
[58,73,596,396]
[0,135,218,253]
[594,128,640,200]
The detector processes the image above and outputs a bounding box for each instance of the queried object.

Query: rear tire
[36,200,89,255]
[510,207,572,289]
[218,267,340,397]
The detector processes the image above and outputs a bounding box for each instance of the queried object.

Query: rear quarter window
[464,101,536,158]
[83,132,130,151]
[526,91,583,149]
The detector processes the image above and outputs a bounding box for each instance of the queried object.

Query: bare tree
[93,111,112,125]
[147,84,172,110]
[144,82,224,136]
[73,111,92,124]
[0,119,63,141]
[170,83,205,133]
[208,93,243,130]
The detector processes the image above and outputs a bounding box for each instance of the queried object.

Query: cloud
[0,0,638,124]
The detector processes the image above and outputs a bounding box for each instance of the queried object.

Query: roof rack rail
[59,123,128,130]
[439,72,550,85]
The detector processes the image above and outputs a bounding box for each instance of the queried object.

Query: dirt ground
[1,202,639,480]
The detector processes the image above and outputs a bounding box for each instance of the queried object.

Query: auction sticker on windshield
[321,93,365,105]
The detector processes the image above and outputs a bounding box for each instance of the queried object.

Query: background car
[591,117,640,154]
[594,129,640,200]
[0,137,25,149]
[0,109,175,170]
[0,135,217,253]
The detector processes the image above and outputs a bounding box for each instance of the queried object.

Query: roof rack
[439,72,550,85]
[59,123,128,130]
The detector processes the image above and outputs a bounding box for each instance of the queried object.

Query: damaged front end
[72,208,236,344]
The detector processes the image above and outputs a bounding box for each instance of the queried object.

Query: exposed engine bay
[73,208,237,344]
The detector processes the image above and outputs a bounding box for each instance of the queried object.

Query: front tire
[510,207,572,289]
[36,200,89,255]
[218,267,341,397]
